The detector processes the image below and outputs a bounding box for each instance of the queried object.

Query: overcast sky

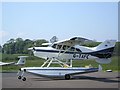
[1,2,118,45]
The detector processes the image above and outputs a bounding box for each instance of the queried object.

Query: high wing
[52,37,93,47]
[0,61,15,66]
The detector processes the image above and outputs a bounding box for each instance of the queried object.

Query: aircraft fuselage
[33,47,97,60]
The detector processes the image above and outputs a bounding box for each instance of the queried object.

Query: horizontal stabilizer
[0,62,15,66]
[96,58,111,64]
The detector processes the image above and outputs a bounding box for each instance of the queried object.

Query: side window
[63,45,66,50]
[57,45,62,49]
[52,44,57,48]
[62,45,70,50]
[76,48,82,52]
[69,47,81,52]
[70,47,75,51]
[66,46,70,49]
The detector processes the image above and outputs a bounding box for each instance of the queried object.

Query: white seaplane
[17,37,116,81]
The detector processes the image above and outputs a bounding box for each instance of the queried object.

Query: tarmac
[1,72,120,88]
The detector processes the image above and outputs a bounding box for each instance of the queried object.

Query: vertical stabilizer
[16,56,28,66]
[94,40,116,51]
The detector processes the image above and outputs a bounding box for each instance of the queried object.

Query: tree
[7,38,15,44]
[23,39,34,54]
[3,39,16,54]
[16,38,23,42]
[34,39,48,47]
[0,45,2,53]
[2,38,48,54]
[14,38,24,54]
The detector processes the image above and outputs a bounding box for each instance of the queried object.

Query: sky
[0,2,118,45]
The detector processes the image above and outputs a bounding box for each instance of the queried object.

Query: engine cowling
[96,58,111,64]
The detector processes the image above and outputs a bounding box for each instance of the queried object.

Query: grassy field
[0,54,120,72]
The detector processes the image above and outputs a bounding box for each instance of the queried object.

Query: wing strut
[40,58,72,68]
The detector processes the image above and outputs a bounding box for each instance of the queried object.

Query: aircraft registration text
[73,54,89,59]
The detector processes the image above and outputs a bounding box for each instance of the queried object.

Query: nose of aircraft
[28,47,36,51]
[28,47,33,50]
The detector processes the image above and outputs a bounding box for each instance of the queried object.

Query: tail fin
[92,40,116,64]
[96,58,111,64]
[16,56,28,66]
[94,40,116,51]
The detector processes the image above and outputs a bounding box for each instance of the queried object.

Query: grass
[73,56,119,72]
[1,54,120,72]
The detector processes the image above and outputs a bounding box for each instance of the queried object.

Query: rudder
[94,40,116,51]
[16,56,28,66]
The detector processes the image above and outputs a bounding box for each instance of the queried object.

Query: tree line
[1,38,48,54]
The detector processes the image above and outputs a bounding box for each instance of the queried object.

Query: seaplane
[17,36,116,81]
[0,56,28,66]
